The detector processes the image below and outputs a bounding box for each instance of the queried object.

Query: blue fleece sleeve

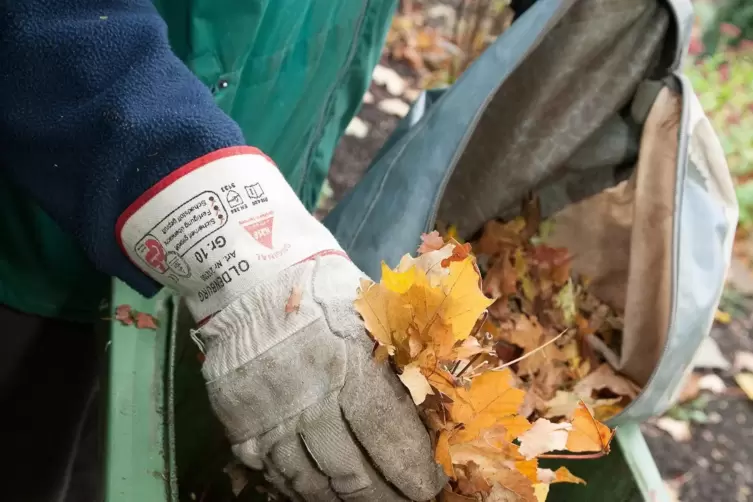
[0,0,247,296]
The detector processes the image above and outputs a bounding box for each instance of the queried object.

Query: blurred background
[317,1,753,500]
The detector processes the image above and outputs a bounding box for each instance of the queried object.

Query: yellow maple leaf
[353,277,411,351]
[439,258,494,340]
[515,458,539,484]
[436,430,455,478]
[450,370,526,425]
[355,254,491,365]
[381,262,416,293]
[566,402,615,453]
[451,414,532,445]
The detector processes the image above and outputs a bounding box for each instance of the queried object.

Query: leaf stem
[491,328,568,371]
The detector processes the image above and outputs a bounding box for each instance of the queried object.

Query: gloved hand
[117,147,445,501]
[201,254,445,501]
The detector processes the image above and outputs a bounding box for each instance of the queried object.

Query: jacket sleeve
[0,0,247,296]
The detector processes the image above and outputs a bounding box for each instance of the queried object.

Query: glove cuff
[116,147,343,321]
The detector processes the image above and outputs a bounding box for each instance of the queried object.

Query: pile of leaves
[468,207,641,424]
[354,236,617,501]
[385,0,514,88]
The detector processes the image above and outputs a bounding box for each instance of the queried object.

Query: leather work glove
[117,147,445,501]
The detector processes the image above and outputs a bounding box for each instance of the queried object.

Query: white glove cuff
[116,147,343,321]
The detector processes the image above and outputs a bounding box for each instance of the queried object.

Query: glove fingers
[299,397,408,502]
[263,461,305,502]
[269,433,339,502]
[340,338,446,501]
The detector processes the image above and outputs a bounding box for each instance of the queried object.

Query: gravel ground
[642,315,753,502]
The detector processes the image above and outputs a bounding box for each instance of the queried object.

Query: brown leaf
[522,244,571,289]
[573,363,640,400]
[440,488,476,501]
[285,285,303,313]
[543,391,622,420]
[507,316,566,375]
[456,462,492,496]
[475,219,526,256]
[530,363,570,401]
[484,253,518,299]
[489,469,537,502]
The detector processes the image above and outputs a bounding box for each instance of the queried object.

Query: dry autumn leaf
[565,402,615,454]
[573,363,640,400]
[115,304,133,325]
[517,418,572,460]
[450,370,525,424]
[354,246,493,362]
[399,364,434,404]
[537,466,586,485]
[285,285,303,313]
[419,231,446,254]
[134,311,159,330]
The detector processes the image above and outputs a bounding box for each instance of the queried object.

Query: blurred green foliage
[703,0,753,53]
[686,24,753,229]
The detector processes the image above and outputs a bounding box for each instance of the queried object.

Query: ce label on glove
[117,147,341,319]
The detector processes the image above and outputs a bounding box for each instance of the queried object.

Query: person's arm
[0,0,249,295]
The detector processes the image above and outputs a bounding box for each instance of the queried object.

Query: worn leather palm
[199,255,445,501]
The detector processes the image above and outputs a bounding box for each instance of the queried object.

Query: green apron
[0,0,395,321]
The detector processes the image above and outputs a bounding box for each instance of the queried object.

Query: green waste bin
[104,279,670,502]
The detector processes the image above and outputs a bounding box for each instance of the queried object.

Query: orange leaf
[285,285,303,313]
[489,469,537,502]
[114,304,133,325]
[451,413,531,445]
[134,311,158,330]
[435,430,455,479]
[427,367,458,399]
[553,466,586,484]
[515,458,539,484]
[450,370,525,425]
[566,402,615,454]
[441,242,472,268]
